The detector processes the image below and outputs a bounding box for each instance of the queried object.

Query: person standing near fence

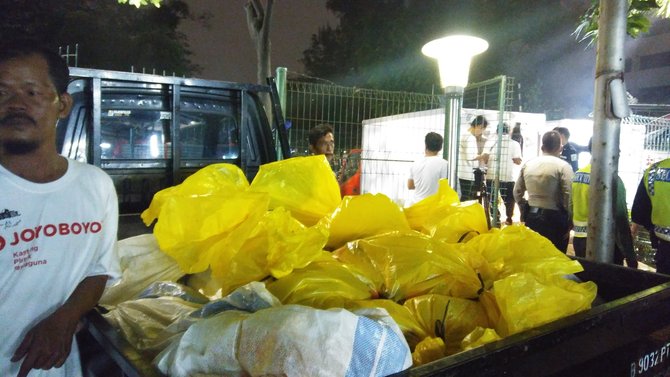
[514,131,573,252]
[458,115,489,201]
[631,158,670,274]
[407,132,449,206]
[483,123,522,225]
[511,122,524,154]
[572,139,637,267]
[553,126,580,172]
[308,123,335,164]
[308,123,346,182]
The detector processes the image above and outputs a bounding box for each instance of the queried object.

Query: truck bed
[79,258,670,377]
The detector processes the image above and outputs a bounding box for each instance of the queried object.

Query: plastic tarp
[155,305,412,377]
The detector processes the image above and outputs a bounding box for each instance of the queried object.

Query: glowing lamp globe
[422,35,488,89]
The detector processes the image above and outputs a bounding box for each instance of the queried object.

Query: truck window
[60,105,89,163]
[179,96,240,161]
[100,94,171,161]
[57,69,284,217]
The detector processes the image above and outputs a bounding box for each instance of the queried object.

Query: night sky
[180,0,337,83]
[177,1,670,119]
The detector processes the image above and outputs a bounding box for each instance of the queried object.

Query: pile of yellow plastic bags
[141,155,597,365]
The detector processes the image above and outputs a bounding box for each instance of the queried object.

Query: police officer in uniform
[553,126,579,172]
[572,140,637,267]
[632,158,670,274]
[514,131,573,252]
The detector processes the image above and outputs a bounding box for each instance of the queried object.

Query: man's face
[0,53,71,155]
[472,125,485,137]
[311,132,335,162]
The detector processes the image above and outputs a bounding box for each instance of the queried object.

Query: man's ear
[57,93,74,119]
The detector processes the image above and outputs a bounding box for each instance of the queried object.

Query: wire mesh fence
[282,77,670,232]
[283,76,524,227]
[283,81,443,157]
[620,114,670,206]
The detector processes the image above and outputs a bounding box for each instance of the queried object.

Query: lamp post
[422,35,488,190]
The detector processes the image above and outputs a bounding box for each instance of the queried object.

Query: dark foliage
[301,0,596,118]
[0,0,200,75]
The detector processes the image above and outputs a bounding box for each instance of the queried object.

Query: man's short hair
[0,41,70,94]
[425,132,443,152]
[471,115,488,128]
[553,126,570,139]
[308,124,334,147]
[542,131,563,153]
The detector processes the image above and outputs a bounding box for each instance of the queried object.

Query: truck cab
[56,68,289,236]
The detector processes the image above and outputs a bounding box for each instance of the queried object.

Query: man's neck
[425,150,439,157]
[542,150,561,158]
[0,151,67,183]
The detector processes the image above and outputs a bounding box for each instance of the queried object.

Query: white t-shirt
[0,159,120,377]
[484,136,522,182]
[458,132,483,181]
[408,155,449,205]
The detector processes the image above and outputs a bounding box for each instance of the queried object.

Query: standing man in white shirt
[407,132,449,206]
[484,123,522,225]
[458,115,488,201]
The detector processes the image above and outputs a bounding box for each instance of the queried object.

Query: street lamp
[422,35,488,190]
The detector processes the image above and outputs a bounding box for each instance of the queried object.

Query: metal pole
[489,75,508,228]
[275,67,288,160]
[276,67,288,114]
[444,87,464,191]
[588,0,628,262]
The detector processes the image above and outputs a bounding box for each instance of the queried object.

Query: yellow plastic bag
[210,207,330,296]
[427,201,490,243]
[478,290,502,332]
[345,299,428,350]
[139,163,261,274]
[404,179,459,231]
[412,336,446,366]
[333,231,483,301]
[466,224,585,281]
[460,326,502,351]
[150,191,269,274]
[265,260,376,308]
[325,193,410,250]
[492,272,597,336]
[141,163,250,226]
[404,294,491,356]
[249,155,341,226]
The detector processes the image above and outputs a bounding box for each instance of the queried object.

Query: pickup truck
[64,70,670,377]
[57,68,290,238]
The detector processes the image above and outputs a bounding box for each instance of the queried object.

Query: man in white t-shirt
[0,41,120,377]
[407,132,449,206]
[458,115,488,201]
[483,123,522,225]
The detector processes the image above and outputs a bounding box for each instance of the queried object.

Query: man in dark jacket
[553,127,579,172]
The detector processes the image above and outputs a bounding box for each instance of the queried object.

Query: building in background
[625,19,670,111]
